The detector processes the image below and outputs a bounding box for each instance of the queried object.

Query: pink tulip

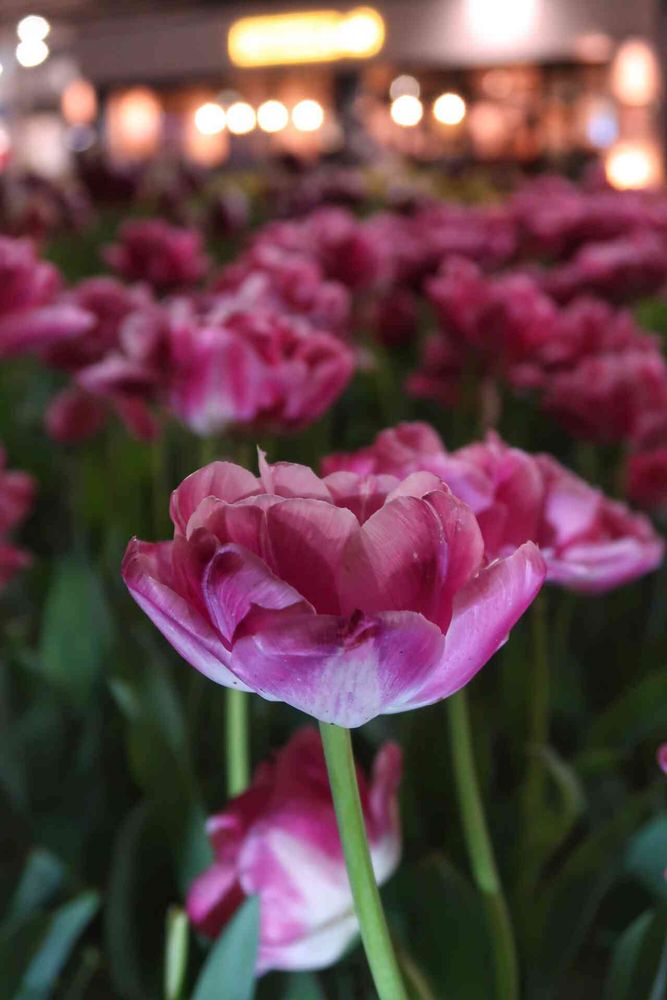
[425,256,557,374]
[122,452,544,726]
[657,744,667,775]
[44,277,154,371]
[214,244,350,337]
[324,423,665,594]
[626,448,667,515]
[542,350,667,444]
[0,236,92,358]
[187,728,401,973]
[0,446,35,588]
[104,219,209,292]
[164,307,355,437]
[543,231,667,304]
[536,453,665,593]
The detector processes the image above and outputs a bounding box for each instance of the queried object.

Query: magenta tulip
[187,728,401,973]
[0,236,92,358]
[122,453,544,726]
[324,423,664,594]
[104,219,209,292]
[0,446,35,588]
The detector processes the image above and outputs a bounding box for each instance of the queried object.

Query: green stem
[447,690,519,1000]
[319,722,408,1000]
[225,688,250,798]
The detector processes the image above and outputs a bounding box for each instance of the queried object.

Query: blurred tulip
[104,219,209,292]
[0,446,35,588]
[0,236,92,358]
[187,728,401,973]
[325,423,665,594]
[164,307,355,437]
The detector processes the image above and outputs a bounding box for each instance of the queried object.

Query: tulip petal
[230,606,444,727]
[266,499,359,615]
[393,541,545,711]
[122,538,248,689]
[338,495,446,622]
[545,537,665,593]
[170,462,260,534]
[203,543,307,644]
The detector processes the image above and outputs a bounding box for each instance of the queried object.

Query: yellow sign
[228,7,385,67]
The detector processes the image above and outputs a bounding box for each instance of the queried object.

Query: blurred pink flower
[542,350,667,444]
[0,236,92,358]
[657,744,667,775]
[214,244,350,337]
[543,232,667,305]
[187,728,401,973]
[0,446,35,588]
[425,256,557,374]
[325,423,665,594]
[104,219,209,292]
[534,453,664,593]
[626,448,667,515]
[44,276,154,371]
[163,306,355,437]
[123,453,544,726]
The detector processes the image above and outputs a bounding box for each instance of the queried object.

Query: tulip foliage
[1,163,666,1000]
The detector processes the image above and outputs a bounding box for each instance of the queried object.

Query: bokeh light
[194,102,226,135]
[390,95,423,127]
[292,100,324,132]
[257,100,289,133]
[226,101,256,135]
[433,92,467,126]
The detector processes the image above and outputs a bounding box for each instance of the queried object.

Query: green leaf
[583,670,667,756]
[2,849,66,934]
[192,896,260,1000]
[38,554,112,710]
[16,890,99,1000]
[385,856,494,1000]
[529,790,653,994]
[624,813,667,902]
[164,906,189,1000]
[282,972,326,1000]
[103,803,150,1000]
[605,905,667,1000]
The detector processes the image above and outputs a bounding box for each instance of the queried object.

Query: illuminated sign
[228,7,385,67]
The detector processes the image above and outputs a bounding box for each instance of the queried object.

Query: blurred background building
[0,0,663,188]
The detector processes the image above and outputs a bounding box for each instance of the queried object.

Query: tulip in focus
[104,219,209,292]
[123,451,545,726]
[187,728,401,973]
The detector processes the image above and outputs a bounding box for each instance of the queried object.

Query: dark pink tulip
[45,387,108,443]
[325,423,665,594]
[626,448,667,514]
[214,244,350,337]
[0,447,35,536]
[254,208,388,291]
[0,446,35,588]
[187,728,401,973]
[165,308,355,436]
[104,219,209,292]
[122,453,545,726]
[658,744,667,775]
[0,236,92,358]
[542,349,667,444]
[426,256,557,373]
[543,232,667,304]
[45,277,154,371]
